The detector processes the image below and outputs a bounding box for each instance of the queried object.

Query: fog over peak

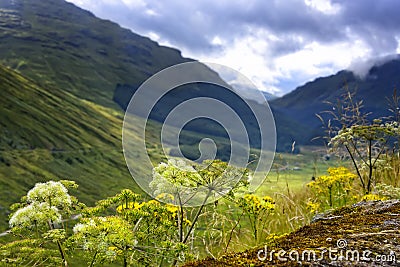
[347,54,400,80]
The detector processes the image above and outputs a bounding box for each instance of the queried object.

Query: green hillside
[0,64,163,231]
[0,0,194,108]
[0,0,251,156]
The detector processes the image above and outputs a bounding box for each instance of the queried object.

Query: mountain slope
[0,0,258,154]
[0,0,198,107]
[271,57,400,146]
[0,64,165,231]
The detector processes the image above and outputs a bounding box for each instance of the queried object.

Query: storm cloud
[67,0,400,94]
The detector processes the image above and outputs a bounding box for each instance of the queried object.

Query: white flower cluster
[9,202,61,227]
[150,159,201,200]
[27,181,72,208]
[72,217,104,234]
[9,181,72,228]
[150,159,249,206]
[329,121,400,147]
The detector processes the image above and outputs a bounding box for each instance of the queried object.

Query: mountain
[114,81,265,149]
[0,0,204,108]
[262,91,278,101]
[1,0,263,156]
[105,54,400,152]
[226,83,277,103]
[1,0,399,173]
[270,56,400,147]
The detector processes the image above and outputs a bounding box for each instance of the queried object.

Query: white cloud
[304,0,341,14]
[121,0,146,8]
[147,31,161,42]
[348,54,400,79]
[277,40,370,75]
[194,34,282,94]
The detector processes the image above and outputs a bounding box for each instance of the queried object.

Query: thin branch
[224,210,244,253]
[345,144,365,190]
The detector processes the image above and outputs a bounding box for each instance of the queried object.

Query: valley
[0,0,400,266]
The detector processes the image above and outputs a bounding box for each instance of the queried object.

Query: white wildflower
[9,202,61,228]
[27,181,72,208]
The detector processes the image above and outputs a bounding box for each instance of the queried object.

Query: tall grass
[189,145,400,261]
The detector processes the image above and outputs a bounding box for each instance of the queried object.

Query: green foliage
[0,159,250,266]
[71,216,138,266]
[75,189,191,266]
[151,159,249,252]
[3,154,398,266]
[373,152,400,187]
[307,167,356,211]
[83,189,141,216]
[237,194,275,244]
[151,159,249,207]
[325,87,400,194]
[0,238,62,266]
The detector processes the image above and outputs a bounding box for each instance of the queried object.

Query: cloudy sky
[67,0,400,96]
